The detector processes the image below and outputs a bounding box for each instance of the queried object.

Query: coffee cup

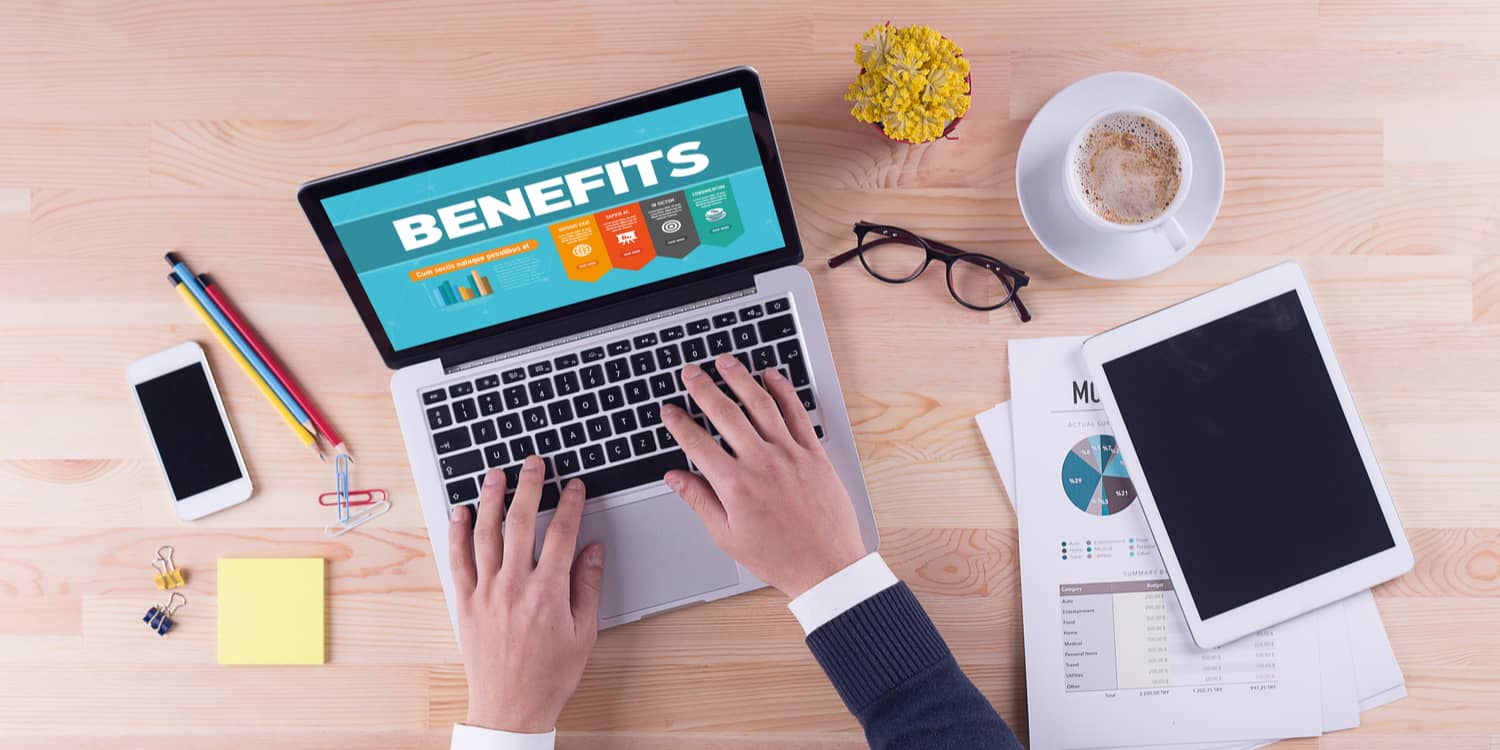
[1062,106,1194,251]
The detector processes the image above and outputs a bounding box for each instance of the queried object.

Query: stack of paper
[976,336,1404,750]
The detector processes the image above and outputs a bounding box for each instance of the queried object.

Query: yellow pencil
[171,274,323,460]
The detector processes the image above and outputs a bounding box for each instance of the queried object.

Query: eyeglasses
[828,222,1032,321]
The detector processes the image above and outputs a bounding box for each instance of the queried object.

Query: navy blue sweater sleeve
[805,583,1023,750]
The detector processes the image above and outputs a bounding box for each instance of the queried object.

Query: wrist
[780,548,868,599]
[466,706,556,735]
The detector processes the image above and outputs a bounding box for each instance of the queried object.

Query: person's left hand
[448,456,605,733]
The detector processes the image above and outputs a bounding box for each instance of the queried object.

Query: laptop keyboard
[423,295,825,512]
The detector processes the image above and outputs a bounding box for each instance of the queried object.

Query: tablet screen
[1101,290,1395,620]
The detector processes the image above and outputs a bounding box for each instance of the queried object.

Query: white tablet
[1081,262,1412,648]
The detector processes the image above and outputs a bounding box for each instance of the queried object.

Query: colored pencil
[200,273,349,458]
[170,274,324,461]
[163,252,318,438]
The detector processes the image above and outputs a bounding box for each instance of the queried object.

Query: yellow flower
[845,23,971,144]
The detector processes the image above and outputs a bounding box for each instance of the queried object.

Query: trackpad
[560,493,741,620]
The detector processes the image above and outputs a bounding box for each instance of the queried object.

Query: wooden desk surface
[3,2,1498,747]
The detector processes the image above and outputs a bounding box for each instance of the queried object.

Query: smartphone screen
[135,363,244,499]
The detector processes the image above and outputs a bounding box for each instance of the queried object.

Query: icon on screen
[660,219,682,233]
[571,243,593,257]
[704,208,727,222]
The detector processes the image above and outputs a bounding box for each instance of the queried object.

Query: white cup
[1062,106,1194,251]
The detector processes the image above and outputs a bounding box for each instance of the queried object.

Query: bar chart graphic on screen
[1061,434,1137,516]
[430,269,494,308]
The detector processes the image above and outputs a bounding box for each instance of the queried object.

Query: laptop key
[656,426,678,449]
[682,337,708,362]
[548,400,573,424]
[433,426,471,455]
[662,395,687,413]
[731,325,758,349]
[604,437,631,463]
[440,450,484,480]
[452,398,477,423]
[538,483,561,513]
[554,450,580,476]
[633,333,658,348]
[554,353,579,370]
[637,402,662,427]
[522,406,547,430]
[630,351,656,376]
[575,449,688,498]
[776,340,810,386]
[660,325,685,342]
[607,339,631,355]
[797,388,816,411]
[471,419,498,445]
[535,429,561,454]
[510,435,536,462]
[528,361,552,377]
[573,392,600,417]
[476,374,501,391]
[484,442,509,468]
[814,425,825,440]
[687,318,711,334]
[599,386,624,411]
[630,430,657,456]
[611,409,638,434]
[767,297,791,314]
[581,346,606,363]
[445,476,479,505]
[733,352,751,372]
[449,382,474,398]
[580,443,607,469]
[656,344,682,370]
[554,371,581,396]
[561,421,587,447]
[580,365,605,389]
[758,314,798,342]
[605,358,630,383]
[712,312,737,328]
[503,385,528,409]
[649,372,676,398]
[624,379,650,404]
[497,413,523,437]
[502,367,526,384]
[739,304,764,321]
[752,346,776,371]
[528,379,554,403]
[708,331,732,355]
[478,391,503,416]
[427,404,453,430]
[586,416,612,441]
[422,389,447,405]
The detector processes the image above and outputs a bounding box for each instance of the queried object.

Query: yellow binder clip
[152,545,186,590]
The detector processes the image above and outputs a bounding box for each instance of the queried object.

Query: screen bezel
[1081,262,1413,648]
[127,342,253,520]
[297,67,803,370]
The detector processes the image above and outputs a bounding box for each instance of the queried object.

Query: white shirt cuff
[451,723,555,750]
[787,553,899,634]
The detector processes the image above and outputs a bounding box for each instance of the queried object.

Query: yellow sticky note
[217,558,325,665]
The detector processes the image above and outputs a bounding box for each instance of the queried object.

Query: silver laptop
[298,68,879,630]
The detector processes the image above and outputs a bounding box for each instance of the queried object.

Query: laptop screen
[319,90,786,352]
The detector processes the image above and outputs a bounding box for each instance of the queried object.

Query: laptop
[298,67,880,630]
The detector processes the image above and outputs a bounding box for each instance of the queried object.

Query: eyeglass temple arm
[827,247,863,268]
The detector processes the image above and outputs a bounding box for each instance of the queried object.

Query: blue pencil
[164,252,316,432]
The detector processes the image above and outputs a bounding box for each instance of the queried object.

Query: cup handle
[1157,216,1189,252]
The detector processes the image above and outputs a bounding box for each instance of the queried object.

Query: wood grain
[2,1,1498,747]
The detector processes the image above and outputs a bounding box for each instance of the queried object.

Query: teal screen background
[322,90,786,352]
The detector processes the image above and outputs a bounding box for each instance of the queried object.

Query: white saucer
[1016,72,1224,280]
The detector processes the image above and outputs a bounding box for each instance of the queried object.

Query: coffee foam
[1071,114,1182,225]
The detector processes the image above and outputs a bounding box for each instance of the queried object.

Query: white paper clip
[324,453,390,537]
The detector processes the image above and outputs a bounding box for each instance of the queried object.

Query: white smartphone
[127,342,253,519]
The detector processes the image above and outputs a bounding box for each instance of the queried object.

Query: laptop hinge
[438,271,758,373]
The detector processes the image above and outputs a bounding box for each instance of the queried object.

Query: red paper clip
[318,488,388,507]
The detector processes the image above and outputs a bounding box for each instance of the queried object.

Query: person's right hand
[660,354,868,598]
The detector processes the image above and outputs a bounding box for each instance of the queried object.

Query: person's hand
[661,354,867,598]
[448,456,604,733]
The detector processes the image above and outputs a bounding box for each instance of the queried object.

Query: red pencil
[199,273,349,457]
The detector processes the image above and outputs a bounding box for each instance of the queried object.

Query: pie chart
[1061,434,1136,516]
